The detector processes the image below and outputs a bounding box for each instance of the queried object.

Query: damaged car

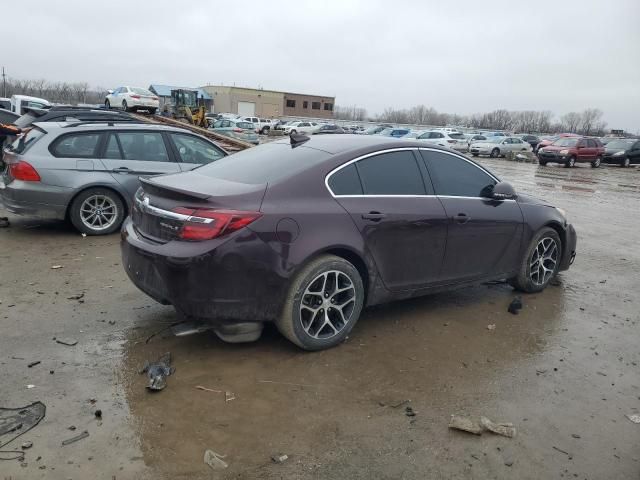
[121,135,577,350]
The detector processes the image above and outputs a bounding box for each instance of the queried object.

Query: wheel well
[323,248,369,295]
[544,222,566,256]
[65,186,128,220]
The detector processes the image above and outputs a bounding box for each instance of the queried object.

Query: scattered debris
[225,392,236,402]
[51,265,63,270]
[49,370,54,375]
[204,449,228,470]
[67,293,84,301]
[195,385,235,402]
[405,406,416,417]
[68,425,76,431]
[487,324,496,330]
[504,459,514,467]
[449,415,483,435]
[552,446,570,456]
[0,217,9,228]
[81,233,87,238]
[26,385,35,389]
[626,414,640,424]
[599,280,606,284]
[21,441,33,449]
[141,352,174,391]
[108,320,116,325]
[0,401,46,460]
[27,361,41,368]
[271,454,289,463]
[508,296,523,314]
[479,416,516,438]
[94,410,102,419]
[55,338,78,347]
[61,430,89,446]
[571,434,581,439]
[449,415,516,437]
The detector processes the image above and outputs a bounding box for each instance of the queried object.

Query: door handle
[362,211,386,221]
[112,167,131,173]
[453,213,470,224]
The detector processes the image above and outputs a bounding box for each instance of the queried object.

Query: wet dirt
[1,161,639,479]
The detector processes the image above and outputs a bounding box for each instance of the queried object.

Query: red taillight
[9,161,41,181]
[173,208,261,241]
[130,94,141,99]
[232,127,244,133]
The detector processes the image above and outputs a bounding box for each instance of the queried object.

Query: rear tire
[490,148,500,158]
[565,156,576,168]
[276,255,364,351]
[621,157,630,168]
[509,227,562,293]
[471,153,479,157]
[105,100,110,109]
[69,187,125,236]
[591,156,601,168]
[122,100,128,112]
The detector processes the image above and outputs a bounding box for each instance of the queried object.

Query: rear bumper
[559,223,577,271]
[0,179,67,220]
[120,217,289,323]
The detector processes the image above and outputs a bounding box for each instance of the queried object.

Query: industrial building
[200,85,335,119]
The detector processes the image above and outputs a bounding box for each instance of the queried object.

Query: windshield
[131,88,153,96]
[607,140,634,149]
[378,128,393,136]
[449,133,465,139]
[553,138,579,147]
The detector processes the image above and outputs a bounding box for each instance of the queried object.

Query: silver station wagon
[1,122,227,234]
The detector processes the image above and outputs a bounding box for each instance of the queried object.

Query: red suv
[537,137,605,168]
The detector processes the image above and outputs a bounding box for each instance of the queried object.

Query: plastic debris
[487,324,496,330]
[449,415,516,437]
[67,293,84,300]
[271,454,289,463]
[51,265,63,270]
[449,415,483,435]
[61,430,89,446]
[56,338,78,346]
[27,361,41,368]
[479,416,517,438]
[508,296,523,314]
[626,414,640,424]
[21,442,33,449]
[26,385,35,389]
[141,352,174,391]
[204,449,228,470]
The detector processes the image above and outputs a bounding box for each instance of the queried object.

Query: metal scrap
[141,352,174,391]
[61,430,89,446]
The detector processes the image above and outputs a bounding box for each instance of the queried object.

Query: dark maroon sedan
[121,135,577,350]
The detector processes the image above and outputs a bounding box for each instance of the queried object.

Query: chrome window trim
[324,147,501,199]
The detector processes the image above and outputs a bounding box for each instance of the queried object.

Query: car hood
[605,147,626,154]
[539,145,567,152]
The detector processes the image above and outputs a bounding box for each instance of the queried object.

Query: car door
[99,131,181,200]
[420,148,523,282]
[629,141,640,164]
[329,149,448,291]
[587,139,599,159]
[167,132,227,171]
[575,139,589,161]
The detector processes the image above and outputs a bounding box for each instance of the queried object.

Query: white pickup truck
[238,116,274,135]
[10,95,51,115]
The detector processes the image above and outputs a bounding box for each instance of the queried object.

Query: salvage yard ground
[1,160,639,479]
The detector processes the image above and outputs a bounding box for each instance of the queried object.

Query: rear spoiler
[22,107,50,117]
[140,176,210,200]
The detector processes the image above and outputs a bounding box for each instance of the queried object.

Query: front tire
[122,100,128,112]
[565,156,576,168]
[105,100,111,109]
[621,157,630,168]
[490,148,500,158]
[591,156,601,168]
[276,255,364,351]
[69,188,125,235]
[471,153,479,157]
[509,227,562,293]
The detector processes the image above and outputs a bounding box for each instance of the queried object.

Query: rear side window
[328,164,363,195]
[356,151,425,195]
[421,150,496,197]
[236,122,254,130]
[51,132,101,158]
[170,133,226,165]
[118,132,169,162]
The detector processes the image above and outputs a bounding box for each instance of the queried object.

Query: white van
[10,95,51,115]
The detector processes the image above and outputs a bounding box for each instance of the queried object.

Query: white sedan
[469,136,532,157]
[105,86,159,113]
[415,130,468,151]
[281,121,321,135]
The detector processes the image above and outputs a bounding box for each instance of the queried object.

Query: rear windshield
[553,138,579,147]
[14,112,41,128]
[236,122,254,130]
[195,143,331,184]
[7,127,46,154]
[131,88,153,96]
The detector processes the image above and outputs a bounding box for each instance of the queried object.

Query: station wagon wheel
[69,188,125,236]
[276,255,364,350]
[490,148,500,158]
[509,227,562,293]
[565,156,576,168]
[591,156,601,168]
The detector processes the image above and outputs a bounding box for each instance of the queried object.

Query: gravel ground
[0,159,638,479]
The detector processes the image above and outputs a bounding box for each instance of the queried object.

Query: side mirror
[490,181,517,200]
[107,89,114,94]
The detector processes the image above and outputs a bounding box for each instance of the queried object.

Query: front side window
[421,150,496,198]
[118,132,169,162]
[51,132,102,158]
[170,133,225,165]
[355,151,425,195]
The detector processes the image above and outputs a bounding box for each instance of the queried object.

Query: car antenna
[290,132,310,148]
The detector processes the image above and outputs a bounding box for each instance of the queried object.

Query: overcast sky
[4,0,639,130]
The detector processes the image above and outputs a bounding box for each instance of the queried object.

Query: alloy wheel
[80,195,118,231]
[623,158,630,167]
[529,237,558,286]
[299,270,357,340]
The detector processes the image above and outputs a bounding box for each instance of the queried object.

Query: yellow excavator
[163,89,207,128]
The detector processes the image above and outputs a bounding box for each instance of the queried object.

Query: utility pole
[2,67,6,97]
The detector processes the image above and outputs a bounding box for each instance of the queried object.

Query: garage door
[237,101,255,117]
